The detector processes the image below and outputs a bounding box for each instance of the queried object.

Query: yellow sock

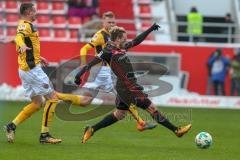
[56,92,81,105]
[41,99,58,133]
[129,104,145,125]
[12,102,41,126]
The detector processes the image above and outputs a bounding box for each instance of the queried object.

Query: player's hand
[74,73,82,85]
[151,23,161,31]
[19,45,31,53]
[0,38,15,44]
[40,56,49,67]
[74,76,82,85]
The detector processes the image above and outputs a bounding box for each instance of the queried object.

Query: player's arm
[208,54,218,66]
[123,23,160,50]
[15,33,26,48]
[75,56,103,85]
[80,43,94,64]
[15,23,32,53]
[40,57,49,67]
[0,37,15,44]
[80,33,104,64]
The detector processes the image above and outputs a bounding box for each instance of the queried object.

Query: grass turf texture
[0,101,239,160]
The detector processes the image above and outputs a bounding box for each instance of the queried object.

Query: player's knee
[113,110,127,120]
[32,100,43,107]
[31,96,44,107]
[45,91,59,102]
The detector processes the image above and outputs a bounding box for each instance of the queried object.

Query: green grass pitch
[0,101,239,160]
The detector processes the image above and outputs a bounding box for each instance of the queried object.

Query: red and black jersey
[75,23,159,108]
[99,42,136,86]
[75,24,156,83]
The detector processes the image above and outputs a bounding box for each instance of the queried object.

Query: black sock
[92,113,118,133]
[151,111,178,132]
[40,132,49,137]
[8,122,16,131]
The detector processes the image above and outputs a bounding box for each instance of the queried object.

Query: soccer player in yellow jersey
[80,11,156,131]
[4,3,89,144]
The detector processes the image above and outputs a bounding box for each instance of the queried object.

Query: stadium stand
[68,16,82,29]
[139,4,151,18]
[54,28,68,40]
[0,26,3,37]
[69,29,79,41]
[173,0,238,43]
[5,1,19,13]
[6,27,17,37]
[0,1,3,12]
[0,13,3,25]
[6,13,19,26]
[38,28,51,41]
[36,14,51,27]
[177,15,235,43]
[53,15,67,28]
[52,1,67,14]
[36,1,51,14]
[0,0,238,43]
[100,0,137,38]
[0,0,93,41]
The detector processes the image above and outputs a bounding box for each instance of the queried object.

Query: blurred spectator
[68,0,99,21]
[208,48,230,96]
[230,50,240,96]
[222,13,235,43]
[187,6,203,42]
[206,52,215,95]
[68,0,85,8]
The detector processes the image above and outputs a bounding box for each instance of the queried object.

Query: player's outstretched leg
[147,103,192,137]
[82,110,126,144]
[56,92,96,107]
[128,104,157,131]
[40,99,62,144]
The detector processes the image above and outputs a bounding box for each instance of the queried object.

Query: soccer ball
[195,132,212,149]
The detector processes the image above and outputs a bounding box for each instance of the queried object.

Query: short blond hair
[102,11,115,19]
[109,26,126,41]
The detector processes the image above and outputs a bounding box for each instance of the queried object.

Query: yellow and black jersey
[15,19,40,71]
[89,28,110,55]
[80,28,110,65]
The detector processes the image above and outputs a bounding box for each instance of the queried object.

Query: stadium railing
[79,19,239,44]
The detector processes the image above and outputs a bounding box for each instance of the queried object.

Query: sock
[40,132,50,137]
[56,92,81,105]
[12,102,41,126]
[151,110,178,132]
[92,113,118,133]
[128,104,145,125]
[7,122,16,131]
[41,99,58,133]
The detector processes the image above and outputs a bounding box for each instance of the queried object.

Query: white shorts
[18,65,53,98]
[83,66,113,93]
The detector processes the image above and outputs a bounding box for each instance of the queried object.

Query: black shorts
[115,86,152,110]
